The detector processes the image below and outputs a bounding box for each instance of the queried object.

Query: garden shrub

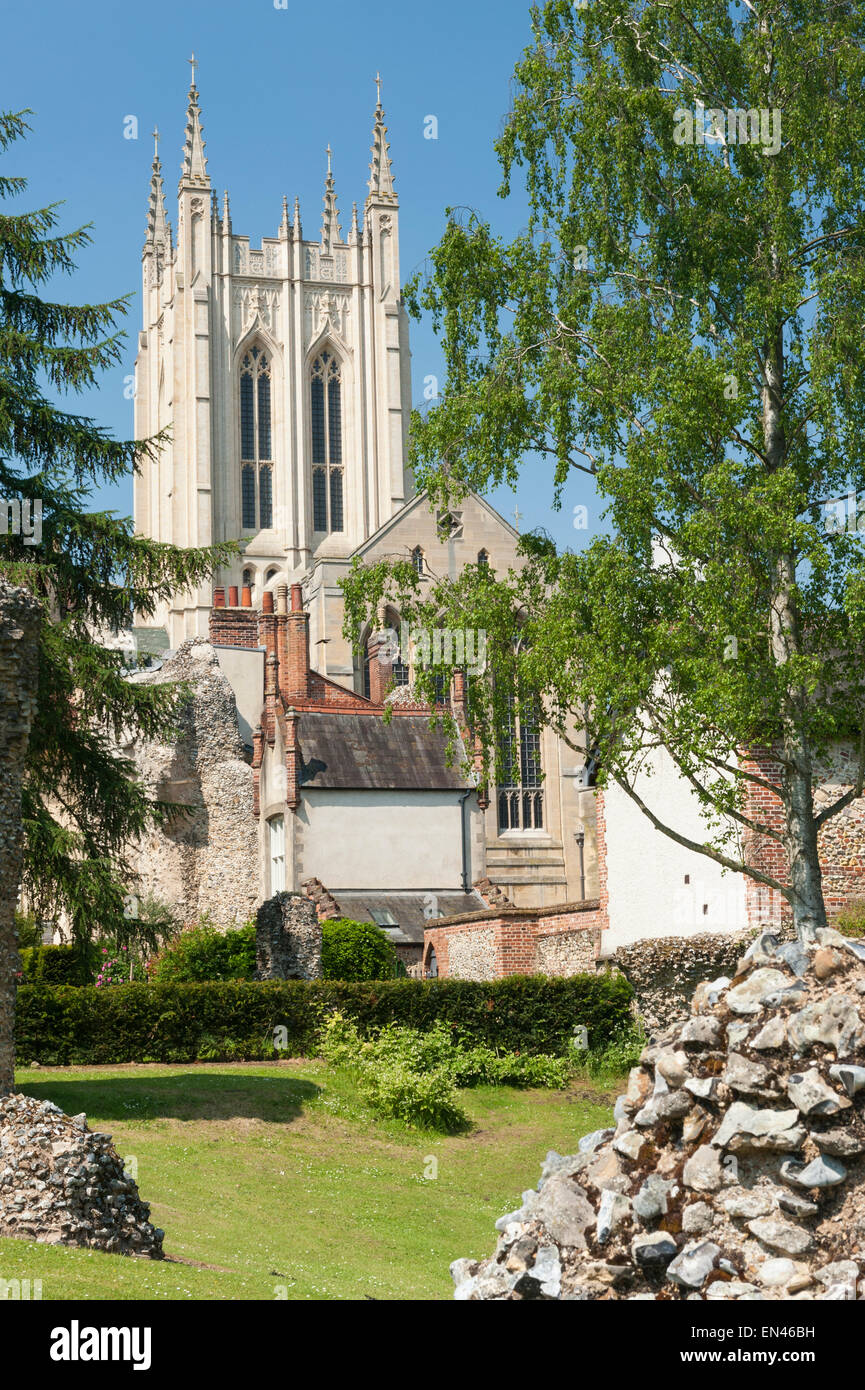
[321,918,399,980]
[15,971,633,1067]
[318,1013,573,1131]
[147,919,257,982]
[18,944,93,986]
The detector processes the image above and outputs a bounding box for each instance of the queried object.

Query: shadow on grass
[16,1073,322,1124]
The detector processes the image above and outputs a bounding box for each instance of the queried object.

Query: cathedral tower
[134,61,414,646]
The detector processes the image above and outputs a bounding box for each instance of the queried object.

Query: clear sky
[1,0,599,550]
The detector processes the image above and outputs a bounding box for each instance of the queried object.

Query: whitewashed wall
[604,748,746,949]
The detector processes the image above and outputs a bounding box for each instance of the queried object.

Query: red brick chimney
[282,582,310,702]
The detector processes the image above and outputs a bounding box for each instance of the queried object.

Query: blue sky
[1,0,598,551]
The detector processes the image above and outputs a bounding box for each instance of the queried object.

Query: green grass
[0,1061,616,1301]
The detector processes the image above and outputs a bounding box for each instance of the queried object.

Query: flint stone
[578,1128,614,1154]
[786,1068,851,1117]
[813,948,845,981]
[829,1063,865,1097]
[632,1175,673,1222]
[678,1016,723,1047]
[667,1240,721,1289]
[747,1218,814,1257]
[815,1260,859,1290]
[750,1016,787,1051]
[712,1102,804,1152]
[692,977,732,1011]
[530,1176,596,1248]
[682,1109,710,1145]
[781,1154,847,1190]
[743,931,780,966]
[721,1188,776,1220]
[757,1257,798,1287]
[613,1095,629,1123]
[777,1190,819,1218]
[810,1124,865,1158]
[684,1076,721,1101]
[787,993,865,1056]
[596,1189,631,1244]
[531,1244,562,1298]
[631,1232,677,1266]
[655,1049,689,1089]
[726,969,789,1015]
[683,1145,723,1192]
[682,1202,714,1235]
[776,942,810,977]
[625,1067,653,1110]
[706,1280,762,1300]
[725,1052,775,1097]
[613,1131,645,1162]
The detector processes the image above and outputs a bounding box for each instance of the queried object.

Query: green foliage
[318,1013,572,1131]
[0,110,236,953]
[15,971,632,1066]
[320,917,399,981]
[17,944,92,986]
[836,902,865,939]
[571,1023,647,1089]
[146,919,257,983]
[14,912,40,951]
[342,2,865,940]
[320,1013,468,1131]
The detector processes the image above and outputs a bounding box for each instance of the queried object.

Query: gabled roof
[350,487,519,560]
[297,710,471,791]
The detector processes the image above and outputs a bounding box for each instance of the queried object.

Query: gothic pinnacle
[367,72,397,203]
[320,145,342,253]
[180,51,209,186]
[146,131,169,247]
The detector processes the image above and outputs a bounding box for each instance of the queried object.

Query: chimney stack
[283,584,310,702]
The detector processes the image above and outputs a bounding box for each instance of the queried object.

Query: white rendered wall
[299,789,477,891]
[604,747,746,950]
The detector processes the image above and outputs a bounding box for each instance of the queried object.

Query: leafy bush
[18,944,93,985]
[571,1023,647,1087]
[147,919,257,982]
[836,901,865,939]
[15,972,633,1067]
[321,918,399,980]
[15,912,41,951]
[318,1013,572,1131]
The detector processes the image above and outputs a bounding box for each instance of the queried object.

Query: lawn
[0,1061,616,1301]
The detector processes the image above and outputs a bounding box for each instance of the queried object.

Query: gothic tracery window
[311,351,344,534]
[240,346,273,530]
[497,691,544,832]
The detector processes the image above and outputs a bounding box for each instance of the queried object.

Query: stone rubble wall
[127,639,259,926]
[256,892,322,979]
[609,931,774,1032]
[0,1094,164,1257]
[453,927,865,1301]
[0,582,41,1094]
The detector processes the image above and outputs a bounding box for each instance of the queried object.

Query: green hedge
[15,973,633,1066]
[18,945,93,986]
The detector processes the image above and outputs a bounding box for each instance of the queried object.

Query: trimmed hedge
[321,918,400,981]
[15,973,633,1066]
[18,945,93,986]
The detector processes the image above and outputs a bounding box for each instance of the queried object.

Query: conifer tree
[0,110,235,951]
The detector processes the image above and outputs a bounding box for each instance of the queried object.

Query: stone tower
[134,62,414,647]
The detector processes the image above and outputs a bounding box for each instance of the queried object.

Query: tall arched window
[411,546,424,575]
[497,691,544,831]
[311,351,343,534]
[240,346,273,530]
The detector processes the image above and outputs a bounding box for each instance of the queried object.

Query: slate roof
[334,890,487,944]
[297,711,471,791]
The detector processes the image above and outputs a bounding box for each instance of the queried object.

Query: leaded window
[240,346,274,531]
[311,351,344,533]
[497,691,544,832]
